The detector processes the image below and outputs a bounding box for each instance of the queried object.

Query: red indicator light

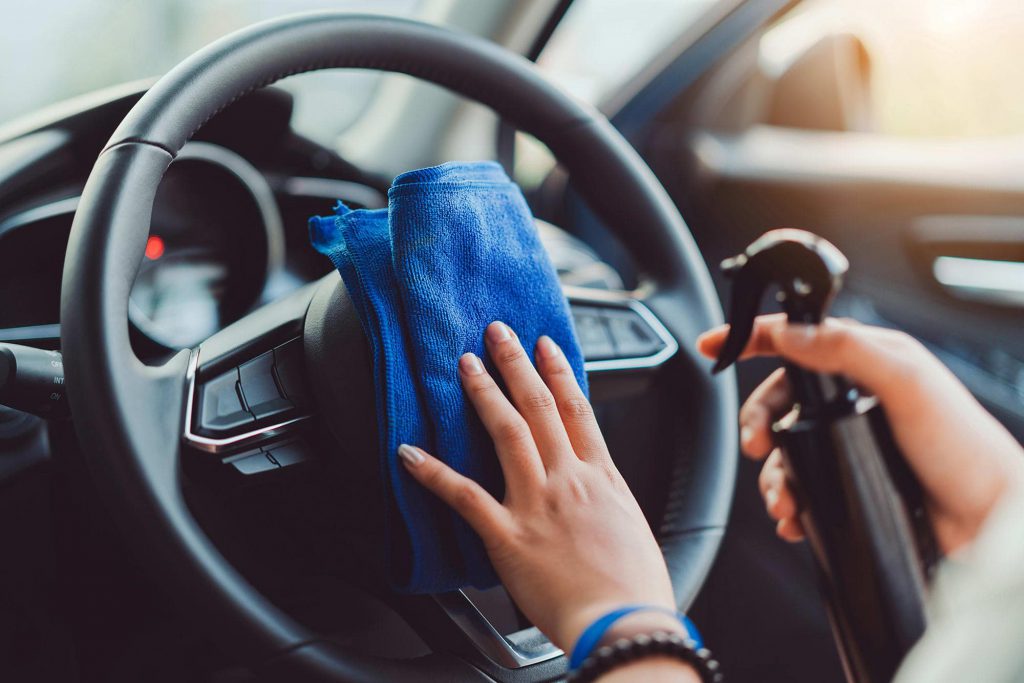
[145,235,165,260]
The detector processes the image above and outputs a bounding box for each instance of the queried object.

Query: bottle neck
[785,362,855,419]
[781,310,856,418]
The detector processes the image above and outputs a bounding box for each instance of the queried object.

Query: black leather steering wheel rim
[61,13,737,681]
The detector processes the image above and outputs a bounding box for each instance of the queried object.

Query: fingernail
[537,335,561,361]
[398,444,426,466]
[487,321,512,343]
[460,352,485,376]
[765,488,779,511]
[740,425,754,446]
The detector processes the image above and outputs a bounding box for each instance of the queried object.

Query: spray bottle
[712,229,939,683]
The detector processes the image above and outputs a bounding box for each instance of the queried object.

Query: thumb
[769,318,908,402]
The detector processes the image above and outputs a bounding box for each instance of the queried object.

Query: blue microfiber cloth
[309,161,588,594]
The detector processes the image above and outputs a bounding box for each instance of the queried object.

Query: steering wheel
[62,13,737,682]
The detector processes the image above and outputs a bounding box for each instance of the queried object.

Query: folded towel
[309,161,588,593]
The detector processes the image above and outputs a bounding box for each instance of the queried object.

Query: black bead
[569,629,722,683]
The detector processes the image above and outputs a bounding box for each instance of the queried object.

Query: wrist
[565,606,720,682]
[566,604,700,669]
[600,611,689,645]
[558,599,678,652]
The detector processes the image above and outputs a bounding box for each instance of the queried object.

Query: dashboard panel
[129,141,284,349]
[0,86,388,358]
[0,199,69,331]
[0,84,617,361]
[0,143,280,352]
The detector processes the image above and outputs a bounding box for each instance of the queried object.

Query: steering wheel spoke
[565,285,680,403]
[569,287,678,370]
[182,280,320,482]
[432,591,563,670]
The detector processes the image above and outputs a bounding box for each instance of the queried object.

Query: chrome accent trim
[433,591,563,669]
[181,349,310,454]
[565,287,679,374]
[933,256,1024,307]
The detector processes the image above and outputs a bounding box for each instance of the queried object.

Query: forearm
[598,658,701,682]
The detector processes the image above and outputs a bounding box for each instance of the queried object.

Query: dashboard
[0,141,288,351]
[0,86,390,358]
[0,84,618,360]
[128,142,284,349]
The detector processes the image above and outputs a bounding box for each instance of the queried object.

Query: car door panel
[686,125,1024,438]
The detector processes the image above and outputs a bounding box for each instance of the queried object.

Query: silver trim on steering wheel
[567,288,680,374]
[181,349,312,454]
[434,591,563,668]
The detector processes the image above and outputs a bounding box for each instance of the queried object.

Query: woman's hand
[697,314,1024,554]
[398,321,684,654]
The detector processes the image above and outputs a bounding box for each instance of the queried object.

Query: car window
[537,0,722,106]
[0,0,421,143]
[516,0,723,188]
[763,0,1024,138]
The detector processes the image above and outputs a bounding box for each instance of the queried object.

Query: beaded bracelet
[568,630,723,683]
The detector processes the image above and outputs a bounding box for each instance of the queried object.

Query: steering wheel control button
[272,338,311,410]
[197,367,255,434]
[238,351,293,421]
[264,440,310,469]
[224,448,278,475]
[571,306,616,360]
[603,308,665,358]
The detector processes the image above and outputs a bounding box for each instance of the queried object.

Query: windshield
[0,0,422,137]
[538,0,722,106]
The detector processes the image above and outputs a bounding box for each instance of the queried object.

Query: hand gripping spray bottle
[712,230,939,683]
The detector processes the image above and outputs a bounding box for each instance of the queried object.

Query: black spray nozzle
[712,229,849,374]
